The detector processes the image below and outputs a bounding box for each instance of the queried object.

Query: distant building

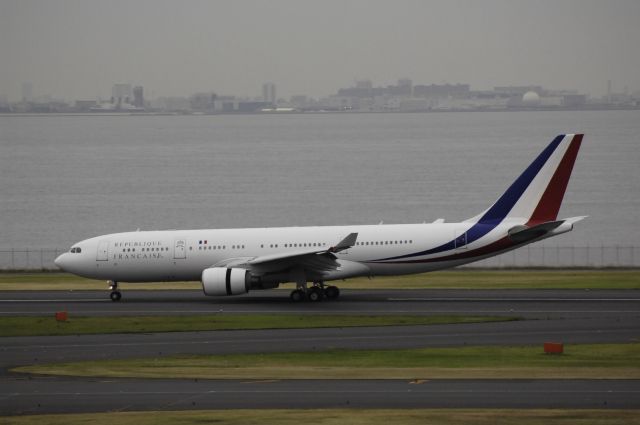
[133,86,144,108]
[190,92,217,111]
[393,78,413,97]
[398,98,429,112]
[21,82,33,103]
[522,91,541,106]
[210,97,269,113]
[262,83,276,105]
[112,84,132,104]
[337,80,386,98]
[74,100,98,112]
[562,94,587,108]
[494,85,544,96]
[151,97,190,112]
[238,101,270,112]
[413,84,470,97]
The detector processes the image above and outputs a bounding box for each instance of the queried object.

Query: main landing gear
[108,280,122,302]
[289,281,340,302]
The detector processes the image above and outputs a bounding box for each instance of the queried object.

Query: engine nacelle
[202,267,250,296]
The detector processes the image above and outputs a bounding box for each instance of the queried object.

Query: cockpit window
[70,247,81,254]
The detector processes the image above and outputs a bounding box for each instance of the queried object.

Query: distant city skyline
[2,1,640,101]
[3,71,637,106]
[3,78,631,106]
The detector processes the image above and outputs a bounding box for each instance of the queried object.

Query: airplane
[55,133,585,302]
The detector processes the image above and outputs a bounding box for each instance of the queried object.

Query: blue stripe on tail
[373,134,565,262]
[476,134,564,225]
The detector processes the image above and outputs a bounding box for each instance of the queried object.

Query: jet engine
[201,267,250,296]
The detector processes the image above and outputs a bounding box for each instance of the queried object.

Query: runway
[1,289,639,318]
[1,288,639,414]
[3,377,639,414]
[1,318,638,367]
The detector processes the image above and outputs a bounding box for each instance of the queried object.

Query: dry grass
[14,343,640,380]
[1,409,639,425]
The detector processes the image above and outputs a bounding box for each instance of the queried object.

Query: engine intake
[202,267,250,296]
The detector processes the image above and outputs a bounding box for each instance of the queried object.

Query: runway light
[55,311,68,322]
[544,342,564,354]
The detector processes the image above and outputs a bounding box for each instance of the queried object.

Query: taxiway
[1,288,638,414]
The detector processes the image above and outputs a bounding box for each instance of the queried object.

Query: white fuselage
[54,220,551,283]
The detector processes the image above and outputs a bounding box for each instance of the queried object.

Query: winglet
[330,232,358,253]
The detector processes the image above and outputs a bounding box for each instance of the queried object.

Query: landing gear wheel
[110,291,122,302]
[290,289,306,302]
[308,287,324,302]
[324,286,340,300]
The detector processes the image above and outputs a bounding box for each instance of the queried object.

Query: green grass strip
[2,409,640,425]
[346,269,640,289]
[0,314,512,337]
[1,269,639,290]
[14,343,640,380]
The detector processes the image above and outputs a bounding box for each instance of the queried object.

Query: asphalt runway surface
[2,288,639,318]
[4,378,639,414]
[1,288,639,414]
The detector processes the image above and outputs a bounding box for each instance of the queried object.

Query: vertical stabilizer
[466,134,583,225]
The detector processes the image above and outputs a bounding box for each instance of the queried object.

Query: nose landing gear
[108,280,122,302]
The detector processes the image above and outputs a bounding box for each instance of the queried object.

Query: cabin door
[97,240,109,261]
[454,230,468,250]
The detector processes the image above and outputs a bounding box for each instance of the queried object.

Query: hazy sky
[1,0,639,101]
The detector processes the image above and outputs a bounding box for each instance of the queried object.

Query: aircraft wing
[228,233,359,275]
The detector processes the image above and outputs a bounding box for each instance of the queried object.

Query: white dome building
[522,91,541,106]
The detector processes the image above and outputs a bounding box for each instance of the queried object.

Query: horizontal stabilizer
[508,216,587,243]
[562,215,589,226]
[508,220,564,243]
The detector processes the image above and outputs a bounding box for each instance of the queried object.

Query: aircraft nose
[54,253,68,270]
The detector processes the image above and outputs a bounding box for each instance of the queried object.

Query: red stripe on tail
[527,134,583,225]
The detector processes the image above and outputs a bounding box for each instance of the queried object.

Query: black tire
[110,291,122,302]
[308,287,323,302]
[324,286,340,300]
[290,289,305,302]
